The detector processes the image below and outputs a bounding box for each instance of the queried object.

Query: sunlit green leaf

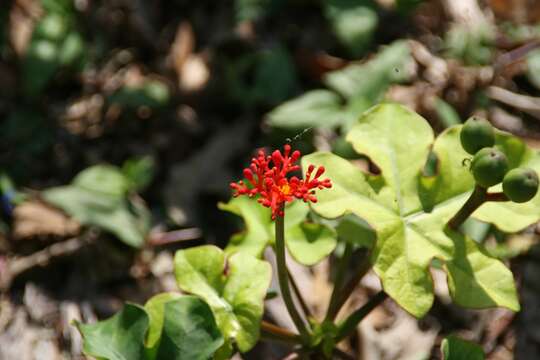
[174,246,271,353]
[144,295,224,360]
[304,103,525,317]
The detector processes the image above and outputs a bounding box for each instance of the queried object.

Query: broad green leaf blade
[304,104,525,317]
[222,252,272,351]
[43,186,146,247]
[336,215,376,248]
[42,165,149,247]
[301,152,395,223]
[174,246,271,353]
[285,223,337,265]
[347,103,434,215]
[441,335,485,360]
[324,0,378,56]
[445,231,519,311]
[323,41,412,100]
[266,90,350,129]
[76,303,148,360]
[151,297,224,360]
[74,165,130,196]
[145,293,183,350]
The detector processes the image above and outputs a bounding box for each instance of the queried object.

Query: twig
[487,86,540,120]
[147,228,202,246]
[261,320,302,345]
[0,231,96,290]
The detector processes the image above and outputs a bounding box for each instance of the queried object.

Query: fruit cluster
[460,117,539,203]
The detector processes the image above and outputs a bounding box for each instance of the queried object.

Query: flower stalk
[275,211,310,340]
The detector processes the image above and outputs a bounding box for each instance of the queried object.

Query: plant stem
[335,291,388,342]
[287,267,312,319]
[325,242,353,322]
[330,249,371,320]
[447,185,487,230]
[261,320,302,345]
[275,211,310,340]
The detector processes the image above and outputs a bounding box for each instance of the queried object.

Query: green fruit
[460,116,495,155]
[503,168,539,203]
[470,147,508,188]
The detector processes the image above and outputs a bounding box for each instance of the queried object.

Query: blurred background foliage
[2,0,540,359]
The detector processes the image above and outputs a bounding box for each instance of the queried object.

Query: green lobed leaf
[445,230,519,311]
[441,335,484,360]
[43,165,149,247]
[323,41,412,100]
[77,296,223,360]
[266,90,352,130]
[77,303,148,360]
[174,245,271,353]
[219,196,337,265]
[303,103,525,317]
[145,295,224,360]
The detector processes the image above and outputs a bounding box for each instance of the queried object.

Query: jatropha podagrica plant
[76,104,540,360]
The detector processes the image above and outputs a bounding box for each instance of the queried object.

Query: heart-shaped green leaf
[441,335,484,360]
[303,103,530,317]
[76,295,223,360]
[43,165,149,247]
[144,295,224,360]
[174,245,271,353]
[77,304,148,360]
[219,196,337,265]
[266,90,354,130]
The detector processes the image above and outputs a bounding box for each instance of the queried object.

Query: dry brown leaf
[13,201,80,240]
[9,0,42,56]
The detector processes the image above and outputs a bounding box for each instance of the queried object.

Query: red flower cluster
[230,145,332,219]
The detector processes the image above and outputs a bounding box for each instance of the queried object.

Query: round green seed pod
[470,147,508,188]
[460,116,495,155]
[503,167,539,203]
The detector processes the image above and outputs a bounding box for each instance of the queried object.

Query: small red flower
[231,145,332,219]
